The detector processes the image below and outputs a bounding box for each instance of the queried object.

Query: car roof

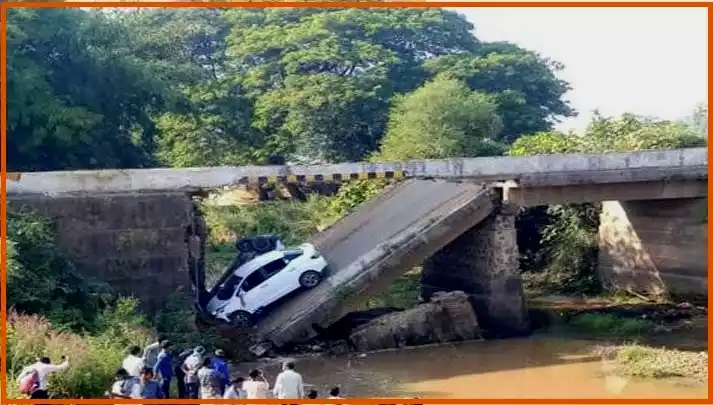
[233,250,284,277]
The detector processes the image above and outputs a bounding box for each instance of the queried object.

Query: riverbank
[528,294,708,383]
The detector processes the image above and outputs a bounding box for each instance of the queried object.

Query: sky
[453,7,708,132]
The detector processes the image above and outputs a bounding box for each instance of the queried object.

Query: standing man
[211,349,230,395]
[181,346,205,399]
[142,335,166,370]
[17,356,69,399]
[139,368,164,399]
[174,347,193,399]
[122,346,144,378]
[197,357,222,399]
[153,340,173,398]
[273,362,304,399]
[243,369,270,399]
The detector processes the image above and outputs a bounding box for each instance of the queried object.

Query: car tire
[236,239,253,253]
[298,270,322,289]
[252,236,273,253]
[229,310,253,328]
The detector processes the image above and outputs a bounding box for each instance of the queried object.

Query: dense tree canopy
[375,75,505,161]
[6,8,167,171]
[7,7,577,171]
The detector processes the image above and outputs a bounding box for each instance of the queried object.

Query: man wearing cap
[181,346,205,399]
[211,349,230,395]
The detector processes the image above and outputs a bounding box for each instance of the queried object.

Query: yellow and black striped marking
[238,170,407,185]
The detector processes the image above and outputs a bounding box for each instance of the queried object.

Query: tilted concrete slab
[6,148,707,196]
[254,179,497,347]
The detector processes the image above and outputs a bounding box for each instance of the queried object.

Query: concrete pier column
[421,205,529,337]
[598,198,708,300]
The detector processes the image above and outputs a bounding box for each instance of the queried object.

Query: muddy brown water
[233,337,707,399]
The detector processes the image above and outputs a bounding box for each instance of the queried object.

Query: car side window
[241,270,267,292]
[261,257,289,280]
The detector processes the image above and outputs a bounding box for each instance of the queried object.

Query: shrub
[6,298,152,399]
[7,208,112,331]
[201,197,330,247]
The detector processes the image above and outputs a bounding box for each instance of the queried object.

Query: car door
[258,254,292,302]
[237,269,269,313]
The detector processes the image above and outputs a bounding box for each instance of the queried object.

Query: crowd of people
[16,336,346,400]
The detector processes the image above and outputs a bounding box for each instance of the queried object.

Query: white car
[205,243,328,327]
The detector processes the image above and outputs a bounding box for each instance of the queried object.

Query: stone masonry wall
[8,193,195,314]
[598,198,708,300]
[421,206,529,336]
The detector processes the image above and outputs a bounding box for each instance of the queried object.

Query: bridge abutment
[598,197,708,301]
[421,205,529,337]
[8,193,197,314]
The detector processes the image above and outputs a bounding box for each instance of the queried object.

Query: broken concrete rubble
[349,291,481,352]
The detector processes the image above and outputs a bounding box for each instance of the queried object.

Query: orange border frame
[1,1,711,403]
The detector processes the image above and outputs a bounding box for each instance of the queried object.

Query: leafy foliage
[6,9,167,171]
[374,75,505,161]
[7,8,575,171]
[7,208,112,331]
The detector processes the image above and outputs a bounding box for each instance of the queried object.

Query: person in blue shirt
[210,349,230,395]
[139,367,164,399]
[153,340,173,398]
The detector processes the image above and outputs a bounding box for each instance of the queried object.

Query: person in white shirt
[122,346,144,378]
[273,362,304,399]
[181,346,205,399]
[17,356,69,399]
[242,369,270,399]
[142,335,166,369]
[223,377,247,399]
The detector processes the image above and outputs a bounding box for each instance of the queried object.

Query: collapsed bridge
[7,147,708,347]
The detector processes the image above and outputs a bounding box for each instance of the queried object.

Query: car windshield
[215,275,243,300]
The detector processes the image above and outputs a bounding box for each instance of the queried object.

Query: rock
[349,291,481,352]
[311,307,404,349]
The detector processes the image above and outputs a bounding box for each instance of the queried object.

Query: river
[235,337,707,399]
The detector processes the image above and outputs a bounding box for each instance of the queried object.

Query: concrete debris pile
[349,291,481,352]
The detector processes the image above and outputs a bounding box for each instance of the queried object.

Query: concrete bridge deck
[6,147,707,196]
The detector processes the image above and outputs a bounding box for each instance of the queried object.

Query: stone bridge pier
[421,203,529,337]
[598,197,708,300]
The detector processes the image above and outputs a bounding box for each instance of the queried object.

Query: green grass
[362,269,423,310]
[568,313,653,337]
[614,344,707,380]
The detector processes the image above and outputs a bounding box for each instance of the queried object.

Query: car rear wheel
[299,270,322,289]
[252,236,273,253]
[229,310,253,328]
